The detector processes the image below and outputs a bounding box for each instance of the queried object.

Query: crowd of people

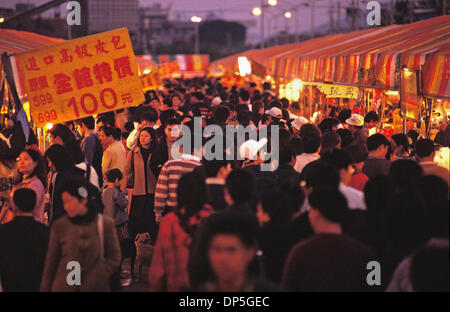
[0,77,448,292]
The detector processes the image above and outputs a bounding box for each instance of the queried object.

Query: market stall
[212,16,449,134]
[137,54,210,78]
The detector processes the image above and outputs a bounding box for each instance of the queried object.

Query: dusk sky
[2,0,395,41]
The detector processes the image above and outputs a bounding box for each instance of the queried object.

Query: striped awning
[138,54,210,72]
[0,29,64,55]
[212,16,450,98]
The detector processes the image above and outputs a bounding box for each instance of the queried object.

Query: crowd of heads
[0,76,448,292]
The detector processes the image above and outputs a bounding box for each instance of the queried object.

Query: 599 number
[68,88,117,118]
[32,93,53,107]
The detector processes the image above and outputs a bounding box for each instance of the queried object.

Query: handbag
[115,222,130,241]
[126,152,135,189]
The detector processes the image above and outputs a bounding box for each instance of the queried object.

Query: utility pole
[443,0,447,15]
[337,1,341,33]
[295,7,299,42]
[261,1,265,49]
[408,0,413,23]
[329,0,334,34]
[194,22,200,54]
[311,0,315,38]
[390,0,395,25]
[356,0,360,30]
[351,0,356,31]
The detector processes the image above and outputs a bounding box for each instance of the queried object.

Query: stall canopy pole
[1,52,30,142]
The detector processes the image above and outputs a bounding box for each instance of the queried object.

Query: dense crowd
[0,77,449,292]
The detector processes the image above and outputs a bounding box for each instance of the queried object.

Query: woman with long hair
[12,149,48,224]
[45,144,85,224]
[124,127,159,279]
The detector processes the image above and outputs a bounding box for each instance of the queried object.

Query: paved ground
[119,258,150,292]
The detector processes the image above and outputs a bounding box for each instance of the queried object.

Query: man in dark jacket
[362,134,391,180]
[0,188,49,291]
[276,147,302,185]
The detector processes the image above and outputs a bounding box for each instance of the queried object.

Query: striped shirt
[154,154,201,215]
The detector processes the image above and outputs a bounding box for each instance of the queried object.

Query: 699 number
[37,110,57,123]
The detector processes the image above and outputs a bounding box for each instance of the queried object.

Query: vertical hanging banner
[400,68,421,121]
[15,28,144,127]
[141,69,162,91]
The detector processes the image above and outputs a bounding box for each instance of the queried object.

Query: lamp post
[191,16,202,54]
[252,0,278,49]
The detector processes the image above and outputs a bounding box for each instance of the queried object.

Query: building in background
[86,0,138,45]
[137,3,195,54]
[0,7,14,21]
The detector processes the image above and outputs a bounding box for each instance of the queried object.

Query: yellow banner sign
[308,82,358,99]
[141,69,162,91]
[160,60,180,76]
[16,28,144,127]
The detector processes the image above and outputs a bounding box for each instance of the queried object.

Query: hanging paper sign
[15,28,144,127]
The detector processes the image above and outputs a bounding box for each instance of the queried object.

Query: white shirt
[126,123,160,150]
[293,153,320,173]
[126,128,139,150]
[299,183,366,214]
[339,183,366,210]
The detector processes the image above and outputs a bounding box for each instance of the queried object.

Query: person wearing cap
[265,107,283,124]
[211,96,222,107]
[240,138,268,169]
[291,117,309,136]
[415,139,449,185]
[239,138,278,205]
[346,113,368,145]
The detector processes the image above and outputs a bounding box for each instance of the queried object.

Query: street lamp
[0,17,5,23]
[253,0,278,49]
[191,16,202,54]
[252,7,262,16]
[284,11,292,18]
